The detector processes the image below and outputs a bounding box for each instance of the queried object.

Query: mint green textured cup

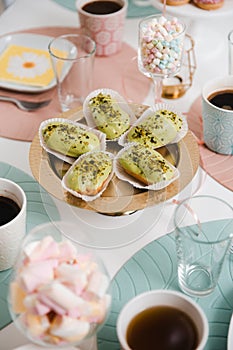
[202,75,233,155]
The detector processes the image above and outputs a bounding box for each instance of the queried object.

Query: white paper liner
[62,151,114,202]
[83,88,137,141]
[39,118,106,164]
[114,143,180,191]
[118,102,188,148]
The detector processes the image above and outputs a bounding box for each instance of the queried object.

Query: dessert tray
[151,0,233,18]
[29,104,199,215]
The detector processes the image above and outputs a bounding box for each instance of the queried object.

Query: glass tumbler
[174,195,233,297]
[48,34,96,112]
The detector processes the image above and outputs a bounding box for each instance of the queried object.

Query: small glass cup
[48,34,96,112]
[138,14,186,104]
[174,195,233,297]
[8,221,111,349]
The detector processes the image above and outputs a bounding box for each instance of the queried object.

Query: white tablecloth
[0,0,232,348]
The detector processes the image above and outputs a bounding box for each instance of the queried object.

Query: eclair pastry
[88,92,130,140]
[127,109,183,149]
[41,121,100,157]
[65,152,113,196]
[119,144,175,185]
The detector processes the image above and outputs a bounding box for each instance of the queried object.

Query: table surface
[0,0,232,349]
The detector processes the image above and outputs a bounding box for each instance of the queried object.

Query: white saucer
[0,33,57,92]
[151,0,233,19]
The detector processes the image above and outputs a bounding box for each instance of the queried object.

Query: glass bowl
[8,221,112,349]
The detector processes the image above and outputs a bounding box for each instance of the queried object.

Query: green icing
[88,93,130,140]
[119,144,174,184]
[127,109,182,148]
[43,122,100,157]
[66,152,112,195]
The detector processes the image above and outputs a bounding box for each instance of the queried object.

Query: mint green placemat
[52,0,160,18]
[0,162,60,330]
[97,223,233,350]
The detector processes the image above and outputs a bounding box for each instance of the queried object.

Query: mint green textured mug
[202,75,233,155]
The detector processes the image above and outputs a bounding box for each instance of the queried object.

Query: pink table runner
[0,26,150,142]
[187,96,233,192]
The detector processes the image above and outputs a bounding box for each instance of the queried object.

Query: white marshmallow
[50,315,90,342]
[39,281,85,311]
[56,263,87,294]
[87,271,109,298]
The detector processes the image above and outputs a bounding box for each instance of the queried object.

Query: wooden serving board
[29,105,200,215]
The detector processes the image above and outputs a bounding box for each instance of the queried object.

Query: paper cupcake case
[118,102,188,147]
[82,88,137,141]
[39,118,107,165]
[62,151,115,202]
[114,143,180,191]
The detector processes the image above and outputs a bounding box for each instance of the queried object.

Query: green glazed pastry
[66,152,112,196]
[127,109,183,148]
[42,121,100,157]
[119,144,174,185]
[88,93,130,140]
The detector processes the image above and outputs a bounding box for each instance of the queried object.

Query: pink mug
[76,0,127,56]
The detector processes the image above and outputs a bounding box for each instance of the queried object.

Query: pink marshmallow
[57,240,77,262]
[24,236,60,262]
[56,263,87,295]
[19,259,58,293]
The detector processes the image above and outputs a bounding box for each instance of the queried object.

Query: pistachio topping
[127,109,183,148]
[42,122,100,157]
[66,152,112,195]
[119,144,174,184]
[88,93,130,139]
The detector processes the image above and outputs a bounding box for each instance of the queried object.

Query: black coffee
[0,196,21,226]
[82,0,122,14]
[126,305,198,350]
[208,89,233,110]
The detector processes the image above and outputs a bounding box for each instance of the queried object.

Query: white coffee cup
[0,178,27,271]
[117,289,209,350]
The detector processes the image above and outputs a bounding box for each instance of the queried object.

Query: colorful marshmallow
[9,236,111,346]
[139,16,186,76]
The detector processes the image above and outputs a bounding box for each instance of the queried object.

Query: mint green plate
[98,224,233,350]
[0,162,60,330]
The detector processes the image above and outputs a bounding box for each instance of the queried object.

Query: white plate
[151,0,233,19]
[228,313,233,349]
[0,33,57,92]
